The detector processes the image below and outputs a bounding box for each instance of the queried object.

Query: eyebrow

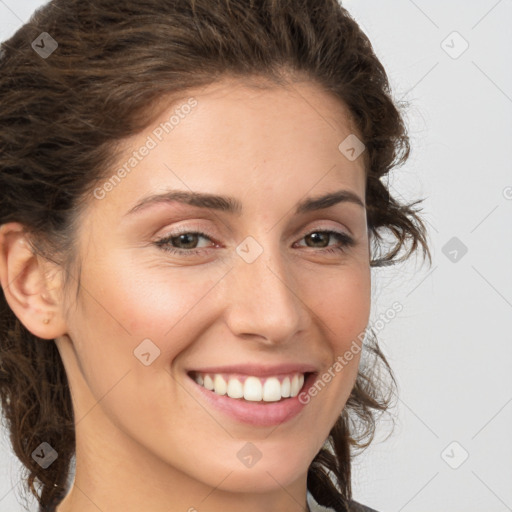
[124,188,365,217]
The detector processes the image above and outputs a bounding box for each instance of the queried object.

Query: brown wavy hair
[0,0,431,510]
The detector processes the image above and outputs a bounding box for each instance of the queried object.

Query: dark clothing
[347,500,379,512]
[307,489,380,512]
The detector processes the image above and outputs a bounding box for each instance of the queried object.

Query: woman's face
[56,77,370,503]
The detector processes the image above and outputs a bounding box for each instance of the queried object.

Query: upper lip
[188,363,319,377]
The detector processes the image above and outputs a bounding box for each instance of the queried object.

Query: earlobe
[0,222,68,340]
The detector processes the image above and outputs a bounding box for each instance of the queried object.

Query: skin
[0,77,371,512]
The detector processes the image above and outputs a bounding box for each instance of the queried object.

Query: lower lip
[187,372,317,427]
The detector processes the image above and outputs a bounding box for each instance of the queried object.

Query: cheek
[66,258,224,406]
[87,258,225,349]
[310,264,370,403]
[310,262,371,344]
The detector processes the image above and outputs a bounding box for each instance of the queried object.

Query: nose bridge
[224,233,306,343]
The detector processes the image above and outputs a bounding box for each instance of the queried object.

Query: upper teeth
[193,372,306,402]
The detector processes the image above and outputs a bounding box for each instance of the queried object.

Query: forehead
[180,76,362,150]
[86,77,366,224]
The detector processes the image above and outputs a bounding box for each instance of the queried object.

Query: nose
[222,239,309,346]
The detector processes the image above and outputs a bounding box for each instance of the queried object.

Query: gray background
[1,1,511,511]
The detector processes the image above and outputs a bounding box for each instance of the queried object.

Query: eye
[295,229,356,255]
[153,228,356,256]
[154,229,215,256]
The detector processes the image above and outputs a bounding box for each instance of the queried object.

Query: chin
[212,467,304,494]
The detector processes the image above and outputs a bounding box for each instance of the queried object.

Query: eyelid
[154,222,216,241]
[155,220,352,242]
[301,220,354,240]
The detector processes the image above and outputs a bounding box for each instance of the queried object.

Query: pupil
[177,233,197,248]
[309,232,327,247]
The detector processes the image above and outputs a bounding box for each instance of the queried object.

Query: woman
[0,1,431,511]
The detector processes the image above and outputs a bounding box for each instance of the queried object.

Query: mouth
[185,369,318,427]
[187,370,314,403]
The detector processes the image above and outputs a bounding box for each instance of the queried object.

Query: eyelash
[153,228,356,257]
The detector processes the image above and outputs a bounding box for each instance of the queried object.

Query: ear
[0,222,68,340]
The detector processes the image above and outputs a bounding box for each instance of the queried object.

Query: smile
[190,371,307,402]
[186,370,318,427]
